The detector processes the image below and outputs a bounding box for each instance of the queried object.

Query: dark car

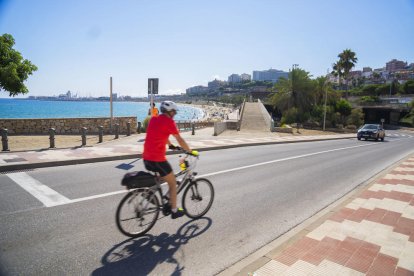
[357,124,385,141]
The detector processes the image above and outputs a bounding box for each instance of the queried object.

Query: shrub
[142,116,151,132]
[281,108,298,124]
[336,99,352,117]
[360,96,380,103]
[346,108,364,127]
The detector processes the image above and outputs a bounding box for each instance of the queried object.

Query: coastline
[0,98,238,123]
[179,102,237,122]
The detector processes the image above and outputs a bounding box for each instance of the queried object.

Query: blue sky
[1,0,413,98]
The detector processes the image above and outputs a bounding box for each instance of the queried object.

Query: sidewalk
[222,154,414,276]
[0,127,354,172]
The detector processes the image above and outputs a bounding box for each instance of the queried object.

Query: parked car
[357,124,385,141]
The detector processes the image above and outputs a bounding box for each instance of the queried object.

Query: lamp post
[290,64,299,115]
[110,76,113,130]
[323,80,328,131]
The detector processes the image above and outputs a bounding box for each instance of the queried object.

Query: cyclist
[143,100,192,219]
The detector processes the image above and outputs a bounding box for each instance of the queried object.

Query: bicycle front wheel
[116,189,160,237]
[182,178,214,219]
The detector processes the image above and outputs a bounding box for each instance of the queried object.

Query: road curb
[0,136,353,173]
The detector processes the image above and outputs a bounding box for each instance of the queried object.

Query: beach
[182,102,237,122]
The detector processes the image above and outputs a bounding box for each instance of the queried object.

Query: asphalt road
[0,131,413,275]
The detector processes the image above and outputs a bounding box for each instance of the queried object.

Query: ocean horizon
[0,98,204,122]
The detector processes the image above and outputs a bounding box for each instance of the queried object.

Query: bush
[346,108,364,127]
[281,108,298,124]
[362,84,378,95]
[375,84,390,95]
[336,99,352,117]
[399,113,414,127]
[360,96,380,103]
[403,80,414,94]
[142,116,151,132]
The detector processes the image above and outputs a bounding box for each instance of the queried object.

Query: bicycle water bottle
[179,156,187,171]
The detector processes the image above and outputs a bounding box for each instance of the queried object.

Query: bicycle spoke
[182,178,214,219]
[116,190,160,237]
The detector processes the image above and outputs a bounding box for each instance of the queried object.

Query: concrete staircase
[240,102,269,132]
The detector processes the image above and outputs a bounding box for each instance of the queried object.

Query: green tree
[331,61,344,90]
[336,99,352,124]
[270,68,315,118]
[0,34,38,96]
[346,108,364,127]
[403,80,414,94]
[312,76,329,106]
[362,84,379,95]
[333,49,358,97]
[375,84,390,95]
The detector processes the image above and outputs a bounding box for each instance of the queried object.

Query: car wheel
[364,138,367,141]
[357,137,361,140]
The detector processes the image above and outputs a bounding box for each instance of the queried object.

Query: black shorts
[143,160,173,177]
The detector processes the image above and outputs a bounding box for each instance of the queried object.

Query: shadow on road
[92,217,212,276]
[115,158,142,171]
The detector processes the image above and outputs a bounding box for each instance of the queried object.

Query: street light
[323,79,328,131]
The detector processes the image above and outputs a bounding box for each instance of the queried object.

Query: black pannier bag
[121,171,156,189]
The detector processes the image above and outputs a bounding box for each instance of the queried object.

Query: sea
[0,98,205,122]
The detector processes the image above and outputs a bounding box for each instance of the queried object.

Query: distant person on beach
[143,101,194,219]
[148,102,159,117]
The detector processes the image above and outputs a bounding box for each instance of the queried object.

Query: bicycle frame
[132,153,199,212]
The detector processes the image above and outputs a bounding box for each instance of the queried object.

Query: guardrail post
[127,121,131,136]
[81,127,87,146]
[115,123,119,139]
[192,122,195,135]
[49,128,56,148]
[137,122,142,134]
[1,128,10,152]
[98,126,103,143]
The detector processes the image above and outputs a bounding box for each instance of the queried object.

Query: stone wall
[0,117,137,135]
[213,121,238,136]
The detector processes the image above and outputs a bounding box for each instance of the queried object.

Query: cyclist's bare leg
[163,172,177,209]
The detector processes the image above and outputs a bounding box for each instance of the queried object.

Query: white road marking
[8,140,404,207]
[199,143,378,178]
[69,190,128,204]
[8,172,71,207]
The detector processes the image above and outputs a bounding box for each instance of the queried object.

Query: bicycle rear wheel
[182,178,214,219]
[116,189,159,237]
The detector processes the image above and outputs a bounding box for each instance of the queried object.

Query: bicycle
[115,150,215,238]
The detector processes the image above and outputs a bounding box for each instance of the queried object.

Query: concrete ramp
[240,102,269,132]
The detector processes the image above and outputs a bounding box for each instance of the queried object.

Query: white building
[186,85,209,95]
[252,69,288,83]
[228,74,242,83]
[240,73,251,81]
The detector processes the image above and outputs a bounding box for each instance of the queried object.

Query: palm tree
[331,61,344,90]
[338,49,358,97]
[270,67,314,117]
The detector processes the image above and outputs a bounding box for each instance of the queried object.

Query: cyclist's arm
[172,133,191,153]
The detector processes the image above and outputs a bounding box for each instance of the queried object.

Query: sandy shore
[182,102,237,122]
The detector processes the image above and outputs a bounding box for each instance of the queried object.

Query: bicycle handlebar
[169,145,199,157]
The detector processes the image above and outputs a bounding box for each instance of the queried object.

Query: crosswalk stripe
[7,172,71,207]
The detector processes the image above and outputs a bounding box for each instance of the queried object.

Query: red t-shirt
[143,114,179,162]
